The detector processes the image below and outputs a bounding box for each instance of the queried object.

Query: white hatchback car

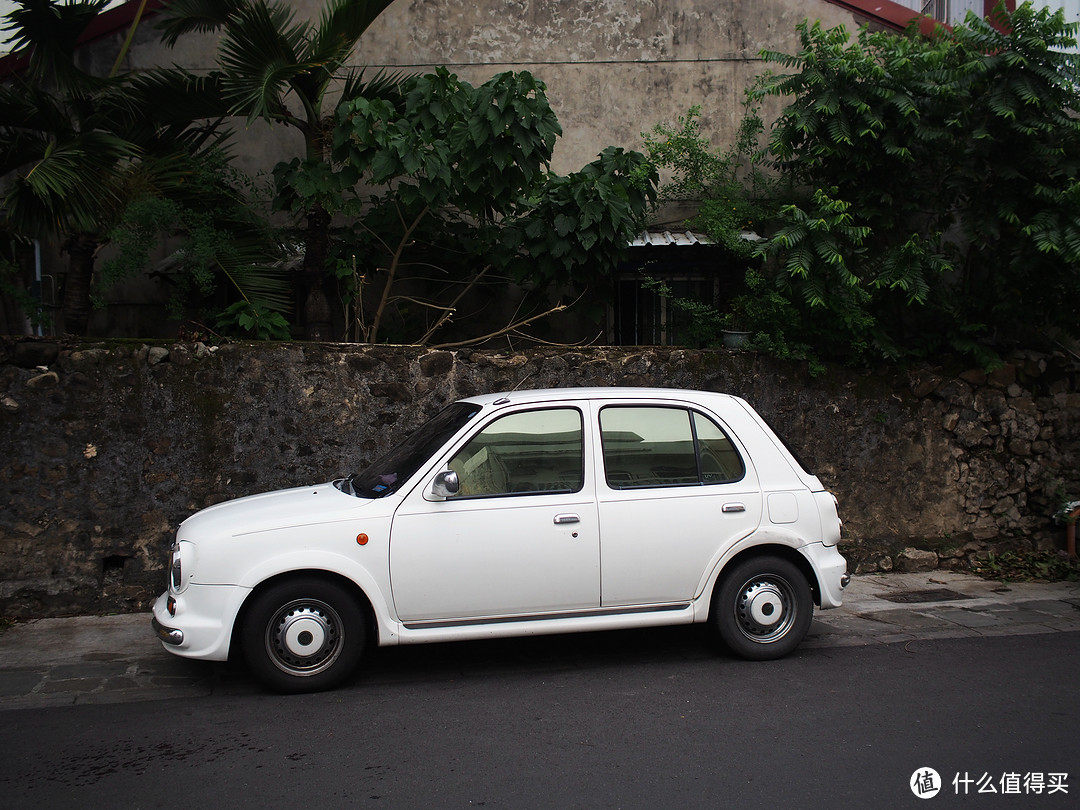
[153,387,847,692]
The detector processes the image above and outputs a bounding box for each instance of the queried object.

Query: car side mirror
[430,469,460,499]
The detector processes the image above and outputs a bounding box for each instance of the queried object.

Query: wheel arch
[704,543,823,621]
[230,568,378,663]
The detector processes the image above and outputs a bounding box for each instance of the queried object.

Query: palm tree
[158,0,401,340]
[0,0,278,336]
[0,0,140,334]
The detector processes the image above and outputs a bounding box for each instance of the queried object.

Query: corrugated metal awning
[630,230,712,247]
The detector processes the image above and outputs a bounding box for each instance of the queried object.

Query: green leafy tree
[752,3,1080,361]
[327,68,657,345]
[158,0,401,340]
[646,4,1080,366]
[639,105,829,364]
[640,105,775,259]
[756,187,884,361]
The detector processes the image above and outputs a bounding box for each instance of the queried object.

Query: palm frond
[155,230,293,314]
[122,148,214,201]
[5,131,137,235]
[156,0,250,47]
[292,0,398,105]
[219,250,294,314]
[23,129,137,182]
[124,68,230,124]
[340,67,409,108]
[0,129,55,176]
[2,0,110,91]
[218,2,309,122]
[0,80,69,133]
[307,0,397,67]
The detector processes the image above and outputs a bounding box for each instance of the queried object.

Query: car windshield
[341,402,482,498]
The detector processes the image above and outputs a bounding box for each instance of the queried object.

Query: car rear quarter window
[599,406,745,489]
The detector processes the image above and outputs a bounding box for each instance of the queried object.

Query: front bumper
[150,585,248,661]
[152,613,184,645]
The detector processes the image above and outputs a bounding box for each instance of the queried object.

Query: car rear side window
[599,406,745,489]
[692,411,746,483]
[448,408,584,498]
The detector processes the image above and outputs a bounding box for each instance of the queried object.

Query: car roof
[459,386,741,409]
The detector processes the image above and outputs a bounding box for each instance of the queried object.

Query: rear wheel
[241,577,366,693]
[713,555,813,660]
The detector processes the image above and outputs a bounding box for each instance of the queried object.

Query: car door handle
[722,503,746,513]
[553,513,580,525]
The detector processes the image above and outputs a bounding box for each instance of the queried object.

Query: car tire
[712,555,813,660]
[241,576,366,693]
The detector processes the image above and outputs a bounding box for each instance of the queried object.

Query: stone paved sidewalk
[1,571,1078,711]
[804,570,1080,648]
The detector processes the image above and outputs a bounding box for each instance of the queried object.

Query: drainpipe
[1067,505,1080,561]
[33,239,43,336]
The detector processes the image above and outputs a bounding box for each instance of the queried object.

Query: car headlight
[170,541,182,589]
[169,540,194,593]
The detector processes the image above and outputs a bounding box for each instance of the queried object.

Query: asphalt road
[1,628,1076,809]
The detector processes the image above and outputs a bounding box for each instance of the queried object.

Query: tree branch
[417,264,493,345]
[428,292,585,349]
[385,295,456,312]
[367,205,429,343]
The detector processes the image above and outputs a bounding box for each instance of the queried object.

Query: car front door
[389,406,600,624]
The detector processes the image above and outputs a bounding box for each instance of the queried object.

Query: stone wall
[1,337,1078,617]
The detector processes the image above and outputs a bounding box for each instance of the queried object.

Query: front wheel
[241,577,367,693]
[713,555,813,660]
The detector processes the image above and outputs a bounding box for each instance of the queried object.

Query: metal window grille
[612,274,717,346]
[921,0,948,21]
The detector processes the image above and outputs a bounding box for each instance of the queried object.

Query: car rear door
[594,402,763,606]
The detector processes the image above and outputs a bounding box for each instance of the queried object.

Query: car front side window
[447,408,584,498]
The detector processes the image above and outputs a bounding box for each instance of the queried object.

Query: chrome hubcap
[266,598,342,677]
[734,576,796,643]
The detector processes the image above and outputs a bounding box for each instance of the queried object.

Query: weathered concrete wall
[1,338,1078,618]
[117,0,858,178]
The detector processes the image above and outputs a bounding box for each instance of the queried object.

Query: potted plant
[721,296,752,348]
